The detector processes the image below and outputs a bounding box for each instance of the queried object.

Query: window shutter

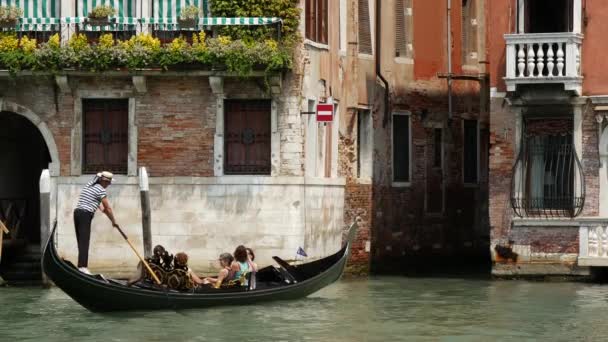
[225,100,271,175]
[462,0,478,64]
[305,0,316,41]
[83,99,128,174]
[462,0,470,64]
[358,0,372,54]
[320,0,328,44]
[395,0,407,57]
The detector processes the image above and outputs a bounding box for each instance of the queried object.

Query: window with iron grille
[83,99,129,174]
[511,118,585,218]
[224,100,271,175]
[463,119,478,183]
[306,0,328,44]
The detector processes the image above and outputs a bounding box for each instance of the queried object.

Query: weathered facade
[301,0,490,275]
[1,0,491,282]
[488,0,608,278]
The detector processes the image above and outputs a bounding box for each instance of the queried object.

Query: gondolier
[74,171,119,275]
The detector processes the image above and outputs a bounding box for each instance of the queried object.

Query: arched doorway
[0,111,51,283]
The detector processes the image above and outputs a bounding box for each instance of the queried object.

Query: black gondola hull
[42,224,356,312]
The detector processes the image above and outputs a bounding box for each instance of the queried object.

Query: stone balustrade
[504,32,583,95]
[579,219,608,266]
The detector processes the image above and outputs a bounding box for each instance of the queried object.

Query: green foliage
[0,1,299,77]
[211,0,301,44]
[88,5,117,19]
[0,33,291,76]
[180,5,201,20]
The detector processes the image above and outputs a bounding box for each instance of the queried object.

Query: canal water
[1,277,607,341]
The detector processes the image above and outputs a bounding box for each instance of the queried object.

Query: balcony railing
[579,219,608,266]
[0,17,283,43]
[504,32,583,95]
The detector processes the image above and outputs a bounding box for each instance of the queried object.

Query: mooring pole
[139,167,152,258]
[39,169,51,287]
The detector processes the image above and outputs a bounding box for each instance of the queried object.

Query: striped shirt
[76,178,107,213]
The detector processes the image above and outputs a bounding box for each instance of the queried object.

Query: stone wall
[55,176,345,277]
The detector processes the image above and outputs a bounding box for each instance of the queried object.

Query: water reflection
[1,277,607,341]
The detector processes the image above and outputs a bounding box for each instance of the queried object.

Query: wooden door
[83,99,128,174]
[224,100,271,175]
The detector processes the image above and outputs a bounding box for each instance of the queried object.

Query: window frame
[392,111,412,187]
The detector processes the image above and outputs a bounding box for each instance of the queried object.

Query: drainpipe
[447,0,453,121]
[376,0,390,127]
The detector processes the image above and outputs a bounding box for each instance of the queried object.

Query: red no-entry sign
[316,103,334,122]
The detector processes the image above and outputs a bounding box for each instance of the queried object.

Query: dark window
[526,0,573,33]
[83,99,129,174]
[393,114,410,182]
[463,119,478,183]
[225,100,271,175]
[433,128,442,168]
[357,109,371,178]
[306,0,328,44]
[358,0,372,54]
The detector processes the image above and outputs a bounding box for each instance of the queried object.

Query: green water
[1,277,607,341]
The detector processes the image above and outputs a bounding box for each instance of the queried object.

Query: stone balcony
[504,32,583,95]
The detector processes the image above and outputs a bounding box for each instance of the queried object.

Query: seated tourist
[201,252,234,288]
[127,245,172,286]
[230,245,251,286]
[174,252,204,287]
[246,247,258,290]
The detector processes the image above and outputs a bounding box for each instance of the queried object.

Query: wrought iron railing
[510,133,585,218]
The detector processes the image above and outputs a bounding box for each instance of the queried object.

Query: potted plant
[87,5,116,26]
[178,5,200,28]
[0,6,23,29]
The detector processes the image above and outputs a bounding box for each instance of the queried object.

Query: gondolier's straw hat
[97,171,114,183]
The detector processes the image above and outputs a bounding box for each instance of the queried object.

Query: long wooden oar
[114,225,162,285]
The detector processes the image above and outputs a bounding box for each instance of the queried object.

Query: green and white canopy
[0,0,59,30]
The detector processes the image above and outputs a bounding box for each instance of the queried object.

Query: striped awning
[1,0,59,31]
[77,0,136,31]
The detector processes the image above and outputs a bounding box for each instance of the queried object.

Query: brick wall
[369,79,490,274]
[488,97,600,277]
[137,78,215,177]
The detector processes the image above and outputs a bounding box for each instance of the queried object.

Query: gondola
[42,222,358,312]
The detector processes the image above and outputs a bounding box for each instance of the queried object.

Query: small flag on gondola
[297,247,308,257]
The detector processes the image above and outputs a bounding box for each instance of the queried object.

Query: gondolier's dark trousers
[74,209,94,267]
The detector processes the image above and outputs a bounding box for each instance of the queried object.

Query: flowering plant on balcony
[0,32,291,77]
[87,5,117,26]
[0,6,23,28]
[179,5,200,28]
